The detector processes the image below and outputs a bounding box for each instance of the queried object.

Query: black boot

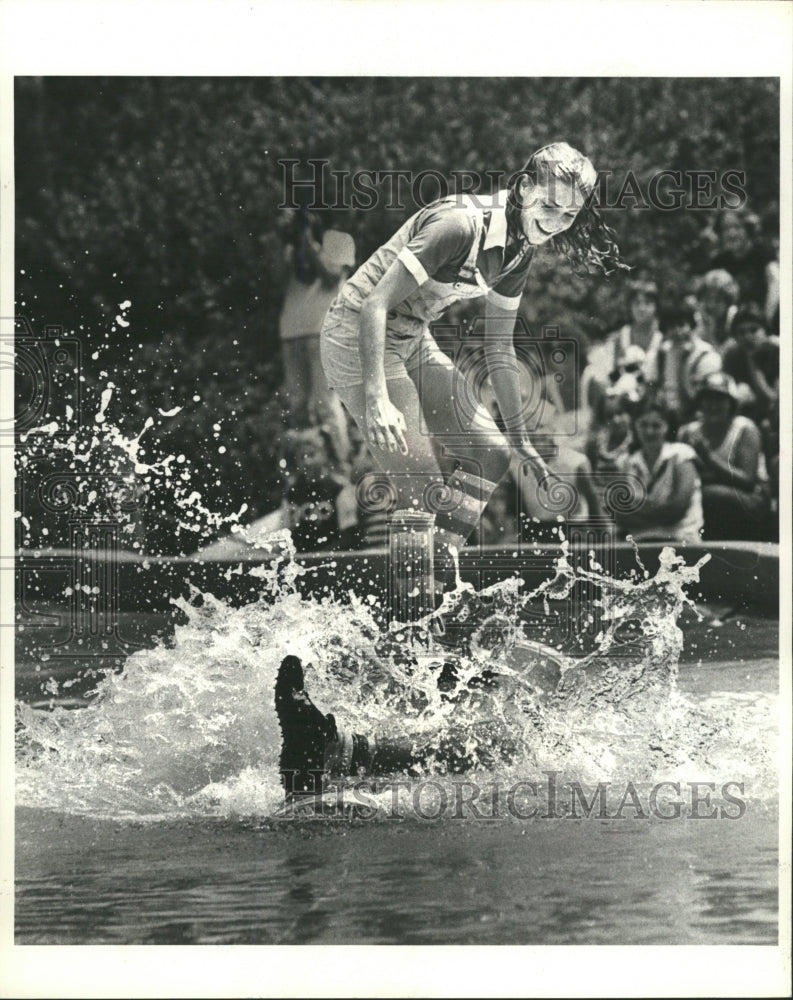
[275,655,338,796]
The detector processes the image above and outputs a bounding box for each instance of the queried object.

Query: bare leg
[304,334,351,466]
[335,350,511,594]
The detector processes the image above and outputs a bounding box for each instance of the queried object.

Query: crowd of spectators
[273,205,780,553]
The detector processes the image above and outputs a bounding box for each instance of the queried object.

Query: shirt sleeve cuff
[397,247,430,286]
[487,289,521,311]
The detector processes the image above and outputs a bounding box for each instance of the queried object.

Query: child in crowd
[585,278,662,403]
[648,302,722,426]
[514,402,602,543]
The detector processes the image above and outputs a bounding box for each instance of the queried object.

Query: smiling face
[634,410,669,448]
[517,172,583,246]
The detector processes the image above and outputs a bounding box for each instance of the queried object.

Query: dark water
[15,800,779,945]
[15,610,779,946]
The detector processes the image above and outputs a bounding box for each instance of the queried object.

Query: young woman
[320,142,624,600]
[614,398,703,545]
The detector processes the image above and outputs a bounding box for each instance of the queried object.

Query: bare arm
[358,258,419,455]
[484,294,551,479]
[618,456,699,529]
[704,421,760,491]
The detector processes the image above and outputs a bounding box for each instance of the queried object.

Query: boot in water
[275,655,338,796]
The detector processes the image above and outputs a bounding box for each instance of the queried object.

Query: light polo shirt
[342,193,535,324]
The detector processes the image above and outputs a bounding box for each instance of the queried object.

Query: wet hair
[507,142,629,277]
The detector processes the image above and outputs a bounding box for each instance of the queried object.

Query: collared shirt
[650,336,722,417]
[341,192,535,324]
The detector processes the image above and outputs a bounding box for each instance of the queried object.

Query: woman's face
[630,292,657,325]
[518,173,581,245]
[634,411,668,447]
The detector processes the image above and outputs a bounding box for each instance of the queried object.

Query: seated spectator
[278,211,356,465]
[708,208,779,333]
[585,278,662,411]
[678,373,770,542]
[694,269,740,347]
[648,301,721,425]
[720,306,779,423]
[759,394,780,528]
[282,427,351,552]
[516,404,603,543]
[613,398,703,545]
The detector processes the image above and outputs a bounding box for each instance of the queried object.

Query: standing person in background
[648,302,722,426]
[678,373,769,542]
[320,141,626,605]
[279,211,356,465]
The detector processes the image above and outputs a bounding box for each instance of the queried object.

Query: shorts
[320,297,448,389]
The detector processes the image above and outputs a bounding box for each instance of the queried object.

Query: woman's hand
[513,434,552,480]
[365,393,409,455]
[514,434,566,496]
[687,430,712,464]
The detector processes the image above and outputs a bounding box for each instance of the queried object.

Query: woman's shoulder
[732,414,762,442]
[664,440,698,464]
[411,199,476,238]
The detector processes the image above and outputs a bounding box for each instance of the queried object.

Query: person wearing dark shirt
[721,306,779,424]
[709,209,779,333]
[320,142,626,602]
[678,372,769,541]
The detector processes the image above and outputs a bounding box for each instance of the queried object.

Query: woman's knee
[455,433,511,485]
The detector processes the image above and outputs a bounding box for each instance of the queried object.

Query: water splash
[16,379,248,550]
[15,539,777,821]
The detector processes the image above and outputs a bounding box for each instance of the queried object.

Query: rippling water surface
[15,547,779,944]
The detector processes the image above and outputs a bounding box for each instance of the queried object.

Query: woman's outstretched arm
[484,293,552,479]
[358,259,419,455]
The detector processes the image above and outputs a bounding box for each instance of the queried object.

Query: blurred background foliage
[15,77,779,552]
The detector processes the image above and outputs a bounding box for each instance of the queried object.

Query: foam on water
[15,538,778,821]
